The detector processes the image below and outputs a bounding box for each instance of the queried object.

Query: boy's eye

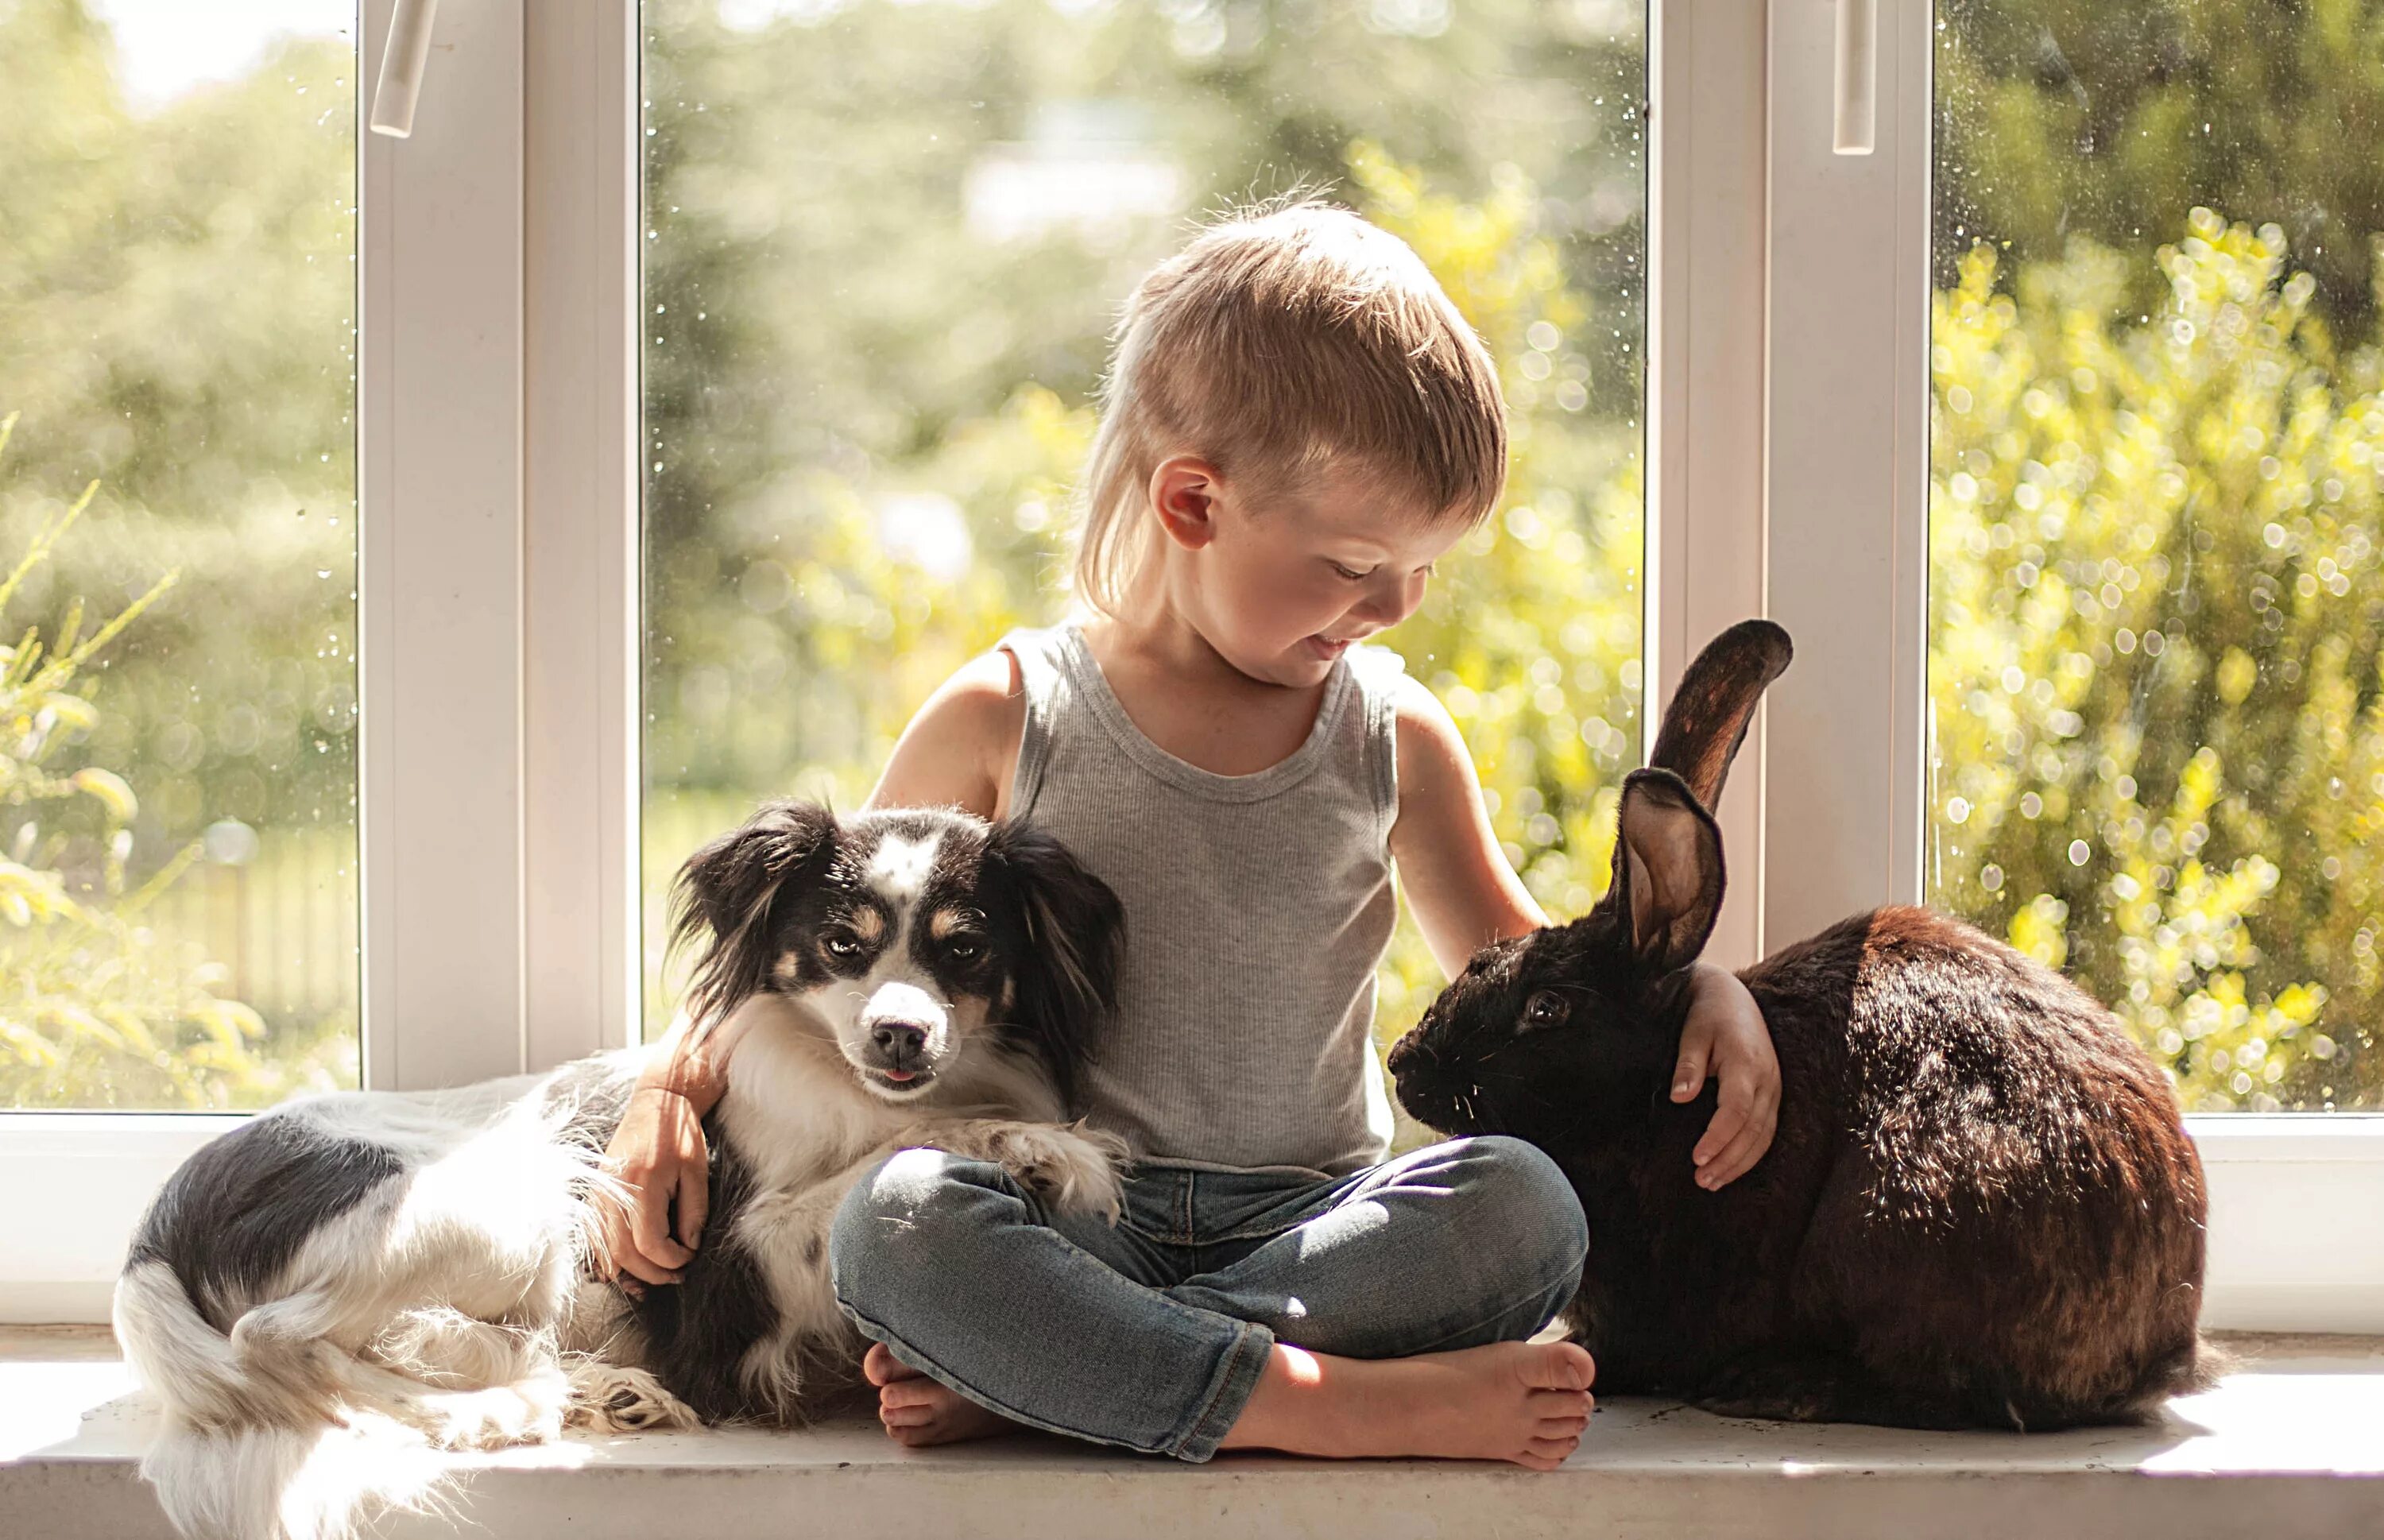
[1328,560,1372,582]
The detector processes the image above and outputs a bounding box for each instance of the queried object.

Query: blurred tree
[1936,0,2384,334]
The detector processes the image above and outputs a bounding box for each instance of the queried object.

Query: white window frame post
[1645,0,1773,970]
[1761,0,1930,950]
[522,0,642,1072]
[369,0,641,1089]
[362,0,532,1092]
[1763,0,2384,1333]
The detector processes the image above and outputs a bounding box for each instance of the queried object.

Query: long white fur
[115,820,1124,1540]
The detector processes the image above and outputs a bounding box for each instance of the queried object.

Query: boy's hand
[598,1085,711,1287]
[1670,962,1778,1190]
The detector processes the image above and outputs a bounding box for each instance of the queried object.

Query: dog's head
[667,802,1123,1108]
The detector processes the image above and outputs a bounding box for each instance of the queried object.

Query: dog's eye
[822,931,863,960]
[1519,990,1569,1032]
[945,934,985,962]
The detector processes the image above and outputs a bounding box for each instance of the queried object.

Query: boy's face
[1151,457,1473,688]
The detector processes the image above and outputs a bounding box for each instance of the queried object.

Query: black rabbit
[1387,620,2212,1430]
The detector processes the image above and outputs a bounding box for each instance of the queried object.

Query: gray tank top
[1000,622,1405,1178]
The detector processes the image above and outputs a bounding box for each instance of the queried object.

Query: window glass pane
[0,1,361,1109]
[1930,0,2382,1110]
[639,0,1650,1143]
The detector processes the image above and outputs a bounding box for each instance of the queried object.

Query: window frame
[4,0,2376,1337]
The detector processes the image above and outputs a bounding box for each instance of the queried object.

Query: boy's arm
[598,999,755,1286]
[1387,681,1779,1187]
[1384,681,1546,971]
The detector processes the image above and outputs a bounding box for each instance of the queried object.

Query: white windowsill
[10,1114,2382,1332]
[6,1329,2380,1540]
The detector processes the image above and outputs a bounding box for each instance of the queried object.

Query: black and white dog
[114,802,1129,1540]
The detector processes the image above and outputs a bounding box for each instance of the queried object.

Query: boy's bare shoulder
[1389,673,1469,753]
[871,649,1026,818]
[1387,674,1480,805]
[912,648,1027,752]
[938,646,1028,710]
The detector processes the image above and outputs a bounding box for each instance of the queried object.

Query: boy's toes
[879,1378,941,1412]
[1522,1341,1596,1392]
[1525,1433,1581,1465]
[862,1343,923,1387]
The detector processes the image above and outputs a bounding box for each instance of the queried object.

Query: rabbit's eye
[1519,990,1569,1033]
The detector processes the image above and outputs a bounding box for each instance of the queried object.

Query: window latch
[1833,0,1877,156]
[370,0,441,139]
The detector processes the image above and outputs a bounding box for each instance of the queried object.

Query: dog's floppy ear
[1606,768,1724,979]
[668,799,840,1035]
[1648,619,1792,811]
[985,818,1125,1112]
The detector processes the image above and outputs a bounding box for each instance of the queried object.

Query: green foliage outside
[0,0,358,1106]
[0,415,347,1106]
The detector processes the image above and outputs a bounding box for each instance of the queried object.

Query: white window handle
[370,0,442,138]
[1833,0,1876,155]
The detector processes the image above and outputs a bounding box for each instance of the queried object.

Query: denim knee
[828,1146,1001,1315]
[1453,1135,1589,1301]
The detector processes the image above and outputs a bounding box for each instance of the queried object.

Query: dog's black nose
[871,1021,927,1064]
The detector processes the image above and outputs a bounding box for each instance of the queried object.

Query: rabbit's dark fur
[1387,621,2212,1430]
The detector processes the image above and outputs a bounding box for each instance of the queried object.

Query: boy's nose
[1355,571,1426,626]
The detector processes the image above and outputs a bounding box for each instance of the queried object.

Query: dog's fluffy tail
[114,1260,448,1540]
[135,1420,448,1540]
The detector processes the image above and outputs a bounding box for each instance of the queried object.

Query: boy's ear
[1609,769,1724,977]
[1148,455,1224,551]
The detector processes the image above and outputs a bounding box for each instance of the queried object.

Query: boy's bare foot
[862,1342,1022,1447]
[1219,1338,1595,1471]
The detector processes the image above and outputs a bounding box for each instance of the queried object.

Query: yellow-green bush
[1929,211,2382,1109]
[0,415,325,1108]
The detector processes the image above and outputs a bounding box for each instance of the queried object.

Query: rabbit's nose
[1387,1035,1426,1076]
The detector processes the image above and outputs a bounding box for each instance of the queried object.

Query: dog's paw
[563,1360,702,1435]
[985,1122,1128,1224]
[415,1379,567,1451]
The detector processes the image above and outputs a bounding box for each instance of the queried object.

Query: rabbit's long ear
[1611,769,1724,977]
[1649,619,1792,811]
[668,799,840,1036]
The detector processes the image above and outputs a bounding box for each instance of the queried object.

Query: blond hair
[1070,195,1508,618]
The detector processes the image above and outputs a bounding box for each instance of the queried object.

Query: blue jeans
[827,1135,1589,1461]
